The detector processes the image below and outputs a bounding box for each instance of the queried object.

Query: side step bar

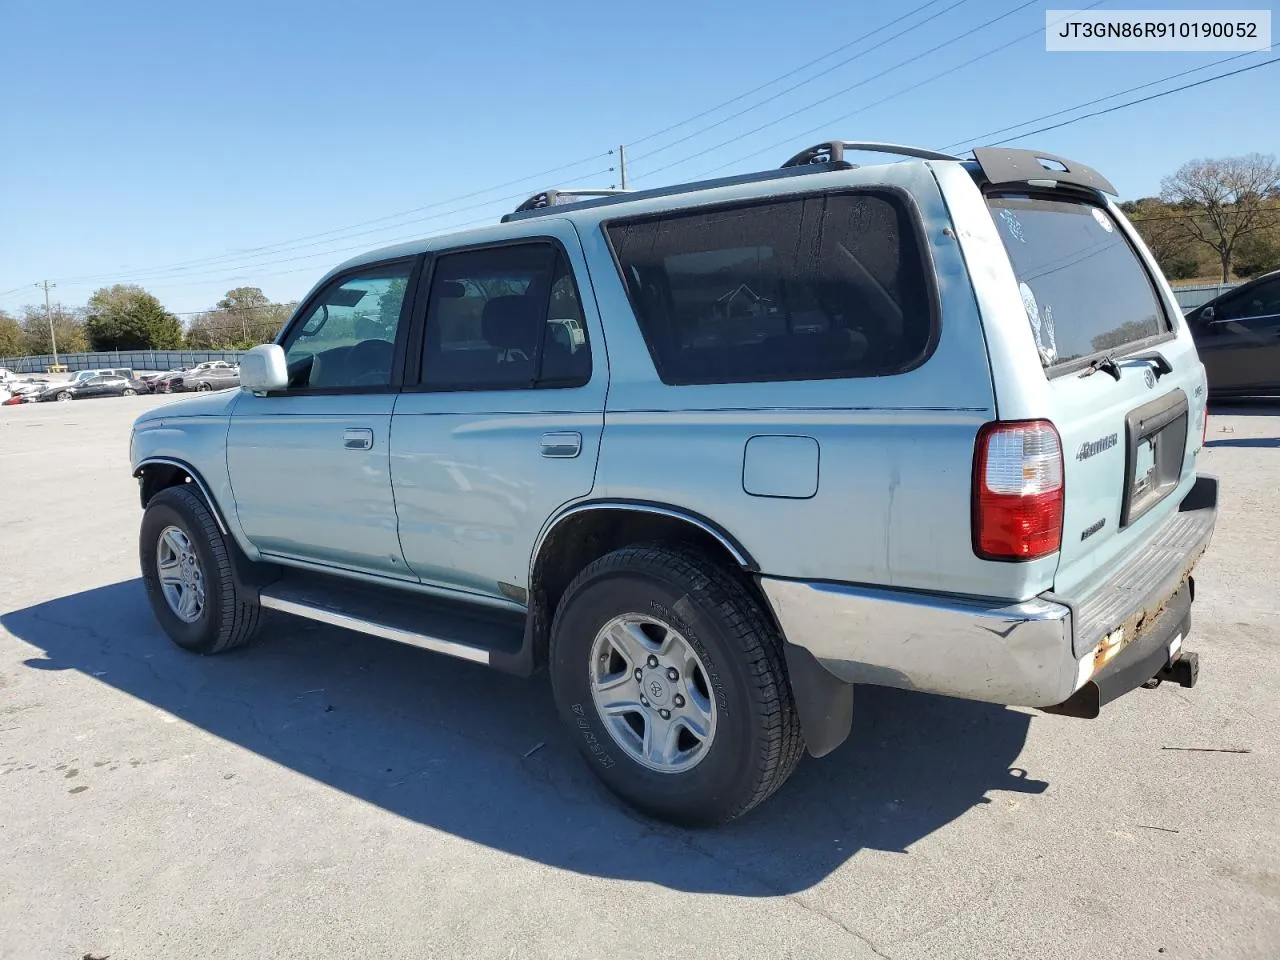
[257,569,529,673]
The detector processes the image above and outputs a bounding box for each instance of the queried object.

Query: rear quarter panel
[577,163,1027,597]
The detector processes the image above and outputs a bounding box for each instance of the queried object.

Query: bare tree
[1160,153,1280,282]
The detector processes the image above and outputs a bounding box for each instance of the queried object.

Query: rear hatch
[984,190,1208,601]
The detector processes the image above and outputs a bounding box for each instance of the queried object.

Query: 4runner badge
[1076,433,1118,461]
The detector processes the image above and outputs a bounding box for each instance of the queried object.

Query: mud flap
[783,642,854,757]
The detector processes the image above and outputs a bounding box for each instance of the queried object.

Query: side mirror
[1200,306,1215,321]
[239,344,288,394]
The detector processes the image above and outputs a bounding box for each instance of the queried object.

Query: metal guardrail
[0,349,246,375]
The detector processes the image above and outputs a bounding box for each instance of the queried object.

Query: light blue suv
[131,141,1217,825]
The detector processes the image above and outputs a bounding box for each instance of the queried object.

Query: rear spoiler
[971,147,1117,196]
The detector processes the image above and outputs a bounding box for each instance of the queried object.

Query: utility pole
[35,281,58,369]
[618,144,628,190]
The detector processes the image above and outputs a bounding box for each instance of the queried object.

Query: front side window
[420,243,591,390]
[282,262,413,389]
[1214,278,1280,321]
[988,196,1168,368]
[605,191,935,385]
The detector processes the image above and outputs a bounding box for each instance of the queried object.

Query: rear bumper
[760,474,1218,710]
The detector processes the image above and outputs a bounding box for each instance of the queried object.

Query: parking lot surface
[1,394,1277,960]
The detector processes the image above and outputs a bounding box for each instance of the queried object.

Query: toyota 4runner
[131,141,1217,825]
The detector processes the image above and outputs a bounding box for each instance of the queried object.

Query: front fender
[131,399,259,561]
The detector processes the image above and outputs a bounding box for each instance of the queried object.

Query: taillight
[973,420,1064,561]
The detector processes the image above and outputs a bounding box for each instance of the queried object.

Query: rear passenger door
[391,225,605,602]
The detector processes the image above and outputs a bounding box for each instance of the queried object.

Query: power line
[685,0,1109,180]
[982,56,1280,146]
[624,0,970,165]
[46,153,614,286]
[940,51,1256,152]
[629,0,1041,182]
[42,175,608,292]
[625,0,950,148]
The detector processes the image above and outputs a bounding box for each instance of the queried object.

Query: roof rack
[512,188,630,214]
[781,140,962,168]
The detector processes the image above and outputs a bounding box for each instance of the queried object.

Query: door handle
[343,428,374,450]
[540,431,582,458]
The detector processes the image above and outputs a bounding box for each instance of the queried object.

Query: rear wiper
[1079,354,1122,381]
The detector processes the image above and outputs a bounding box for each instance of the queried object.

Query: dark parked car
[160,366,241,393]
[37,374,148,402]
[1185,270,1280,397]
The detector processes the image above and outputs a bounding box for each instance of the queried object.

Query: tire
[139,485,262,654]
[197,381,212,392]
[56,391,72,401]
[549,543,803,826]
[122,388,137,396]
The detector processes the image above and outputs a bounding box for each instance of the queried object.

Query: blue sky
[1,0,1274,318]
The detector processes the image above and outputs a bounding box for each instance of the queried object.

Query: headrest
[482,296,538,352]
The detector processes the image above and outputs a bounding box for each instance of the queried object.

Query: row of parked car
[0,361,241,406]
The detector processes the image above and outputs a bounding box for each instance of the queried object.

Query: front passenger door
[226,258,419,578]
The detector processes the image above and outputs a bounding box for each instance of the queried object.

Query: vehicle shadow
[4,580,1047,895]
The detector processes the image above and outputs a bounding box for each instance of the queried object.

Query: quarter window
[605,191,935,385]
[420,244,591,390]
[281,262,413,390]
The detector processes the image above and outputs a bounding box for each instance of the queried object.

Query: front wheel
[196,381,212,392]
[140,485,262,653]
[56,391,72,401]
[549,544,803,826]
[122,388,137,396]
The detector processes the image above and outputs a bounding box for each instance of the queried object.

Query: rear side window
[606,191,935,385]
[987,196,1169,369]
[420,243,591,390]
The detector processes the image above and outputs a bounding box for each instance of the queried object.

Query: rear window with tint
[605,192,935,385]
[987,196,1168,369]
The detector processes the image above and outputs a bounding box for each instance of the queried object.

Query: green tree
[85,284,182,350]
[20,304,89,355]
[1126,198,1204,281]
[1232,230,1280,279]
[0,310,24,357]
[1160,154,1280,282]
[186,287,292,348]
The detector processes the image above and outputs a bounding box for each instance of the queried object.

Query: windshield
[987,195,1168,369]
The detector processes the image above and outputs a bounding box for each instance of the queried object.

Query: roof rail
[781,140,961,168]
[499,162,854,222]
[512,188,630,214]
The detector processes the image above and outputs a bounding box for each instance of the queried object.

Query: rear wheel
[549,544,803,826]
[140,485,262,653]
